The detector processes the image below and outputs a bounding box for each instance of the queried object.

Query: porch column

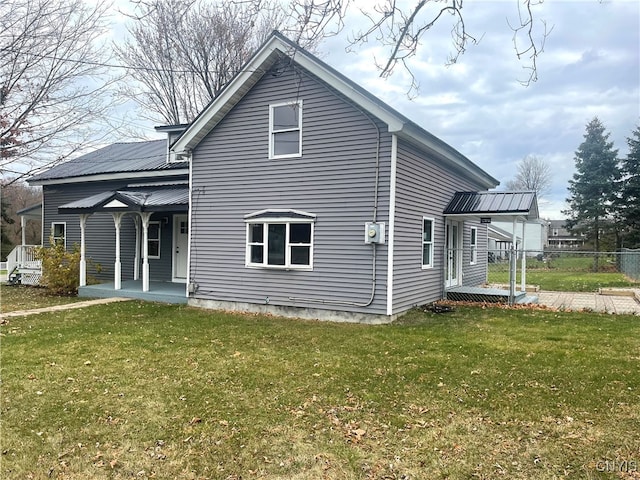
[112,212,125,290]
[133,216,140,281]
[521,220,527,292]
[140,212,152,292]
[510,218,518,303]
[79,214,90,287]
[20,216,26,246]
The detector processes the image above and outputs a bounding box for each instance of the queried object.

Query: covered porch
[443,191,540,305]
[58,185,189,299]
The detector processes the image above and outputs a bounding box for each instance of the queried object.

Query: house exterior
[170,31,515,322]
[547,220,586,249]
[28,133,191,293]
[27,31,540,322]
[491,218,548,255]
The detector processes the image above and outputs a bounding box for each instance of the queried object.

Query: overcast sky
[318,0,639,219]
[113,0,639,220]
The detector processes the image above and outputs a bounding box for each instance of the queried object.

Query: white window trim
[269,100,303,159]
[245,216,314,270]
[148,221,161,259]
[470,226,478,265]
[51,222,66,248]
[422,217,434,269]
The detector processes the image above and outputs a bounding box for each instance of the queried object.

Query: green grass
[488,253,640,292]
[488,269,639,292]
[1,297,639,479]
[0,284,87,313]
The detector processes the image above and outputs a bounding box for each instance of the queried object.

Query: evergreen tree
[619,125,640,247]
[564,118,621,264]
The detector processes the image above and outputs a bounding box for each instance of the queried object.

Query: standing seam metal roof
[444,191,539,219]
[28,140,188,182]
[57,187,189,213]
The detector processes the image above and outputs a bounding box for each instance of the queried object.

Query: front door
[445,220,462,288]
[173,214,188,282]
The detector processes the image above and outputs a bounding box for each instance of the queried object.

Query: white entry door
[445,220,462,288]
[173,214,189,282]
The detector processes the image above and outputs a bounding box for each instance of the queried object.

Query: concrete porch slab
[79,280,188,304]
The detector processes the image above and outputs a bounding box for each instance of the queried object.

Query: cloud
[322,0,639,219]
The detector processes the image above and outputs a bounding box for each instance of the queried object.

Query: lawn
[0,284,87,313]
[2,298,639,479]
[488,253,640,292]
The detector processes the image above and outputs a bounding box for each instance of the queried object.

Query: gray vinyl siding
[392,140,488,313]
[461,221,488,287]
[43,180,179,283]
[190,64,392,315]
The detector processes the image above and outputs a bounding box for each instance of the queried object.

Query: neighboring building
[491,217,548,256]
[26,31,539,322]
[547,220,586,249]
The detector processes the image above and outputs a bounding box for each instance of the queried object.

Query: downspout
[386,134,397,315]
[288,99,382,308]
[186,149,195,298]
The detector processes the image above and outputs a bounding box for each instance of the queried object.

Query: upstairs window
[245,210,315,270]
[422,217,434,268]
[269,101,302,158]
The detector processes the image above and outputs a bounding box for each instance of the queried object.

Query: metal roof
[28,140,188,182]
[16,203,43,219]
[444,191,539,220]
[58,187,189,214]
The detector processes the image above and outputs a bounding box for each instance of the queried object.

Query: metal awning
[58,187,189,214]
[443,191,539,221]
[17,203,43,220]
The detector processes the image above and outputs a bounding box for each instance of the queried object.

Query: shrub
[35,240,81,295]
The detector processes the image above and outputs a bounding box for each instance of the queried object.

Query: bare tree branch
[505,155,552,199]
[0,0,123,182]
[507,0,553,86]
[115,0,286,125]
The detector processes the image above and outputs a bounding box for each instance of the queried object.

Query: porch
[6,245,42,285]
[445,285,538,304]
[79,280,188,304]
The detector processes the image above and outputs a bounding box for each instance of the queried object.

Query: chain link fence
[446,249,640,304]
[620,248,640,281]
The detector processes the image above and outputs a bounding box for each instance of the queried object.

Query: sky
[108,0,639,220]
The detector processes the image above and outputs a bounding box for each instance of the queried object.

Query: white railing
[6,245,42,284]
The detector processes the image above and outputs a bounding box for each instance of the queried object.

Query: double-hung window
[470,227,478,264]
[422,217,434,268]
[245,210,315,270]
[147,221,161,259]
[269,101,302,158]
[51,222,66,247]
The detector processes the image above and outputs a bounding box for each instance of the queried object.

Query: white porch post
[79,214,90,287]
[133,216,140,281]
[20,216,26,246]
[140,212,152,292]
[112,212,125,290]
[521,220,527,292]
[510,218,518,303]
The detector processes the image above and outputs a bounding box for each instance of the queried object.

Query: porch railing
[6,245,42,285]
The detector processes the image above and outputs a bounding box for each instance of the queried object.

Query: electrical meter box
[364,222,385,244]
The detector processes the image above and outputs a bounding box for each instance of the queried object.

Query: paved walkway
[1,291,638,319]
[0,297,131,320]
[537,289,640,315]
